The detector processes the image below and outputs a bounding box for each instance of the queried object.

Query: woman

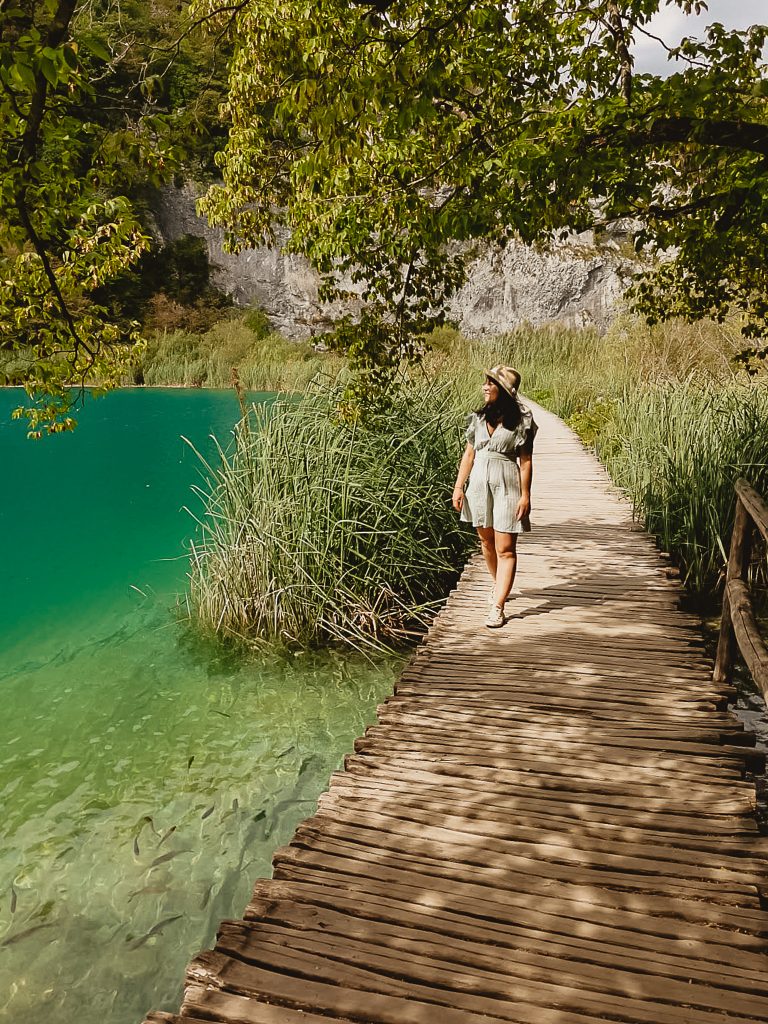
[452,365,537,628]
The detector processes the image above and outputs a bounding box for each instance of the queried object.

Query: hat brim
[484,369,517,398]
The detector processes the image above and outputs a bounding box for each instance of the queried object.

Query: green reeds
[138,318,342,390]
[424,319,767,602]
[186,376,474,652]
[185,314,765,648]
[597,378,768,596]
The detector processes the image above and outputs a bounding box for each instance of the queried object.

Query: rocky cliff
[152,182,632,339]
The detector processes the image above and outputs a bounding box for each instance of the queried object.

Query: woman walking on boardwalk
[452,365,538,629]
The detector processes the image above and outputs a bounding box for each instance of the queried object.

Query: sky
[633,0,767,74]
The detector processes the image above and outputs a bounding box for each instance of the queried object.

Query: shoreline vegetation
[164,308,767,653]
[431,317,768,610]
[6,306,766,651]
[186,377,474,653]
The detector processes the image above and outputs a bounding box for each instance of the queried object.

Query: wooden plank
[361,721,758,769]
[285,830,763,920]
[382,694,747,730]
[314,796,768,882]
[321,781,768,856]
[352,749,761,794]
[351,739,755,807]
[186,951,609,1024]
[398,686,730,714]
[408,653,717,680]
[366,737,762,776]
[146,1008,355,1024]
[250,876,768,971]
[142,400,768,1024]
[344,761,765,831]
[215,919,768,1024]
[349,735,751,788]
[277,830,761,907]
[249,868,768,962]
[401,675,736,708]
[243,899,768,997]
[298,811,762,892]
[736,477,768,544]
[376,704,753,745]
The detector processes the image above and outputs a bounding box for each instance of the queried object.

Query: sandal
[485,604,505,628]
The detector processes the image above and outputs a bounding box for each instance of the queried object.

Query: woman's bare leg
[493,532,518,606]
[477,527,497,582]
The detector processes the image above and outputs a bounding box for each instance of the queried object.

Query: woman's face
[483,377,500,403]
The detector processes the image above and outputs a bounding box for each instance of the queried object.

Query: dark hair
[476,380,522,430]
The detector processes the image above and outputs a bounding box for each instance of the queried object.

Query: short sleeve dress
[460,402,538,533]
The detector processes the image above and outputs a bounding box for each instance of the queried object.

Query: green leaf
[39,56,58,87]
[13,62,37,91]
[81,36,111,62]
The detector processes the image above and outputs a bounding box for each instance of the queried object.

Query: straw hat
[485,364,521,398]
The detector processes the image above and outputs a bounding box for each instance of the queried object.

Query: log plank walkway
[145,403,768,1024]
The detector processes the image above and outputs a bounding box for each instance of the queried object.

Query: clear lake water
[0,388,398,1023]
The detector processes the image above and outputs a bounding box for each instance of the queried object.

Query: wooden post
[713,497,752,684]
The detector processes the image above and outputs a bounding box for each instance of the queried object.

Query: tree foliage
[4,1,767,428]
[0,0,229,433]
[194,0,768,393]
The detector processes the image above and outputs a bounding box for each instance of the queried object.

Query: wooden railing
[713,478,768,700]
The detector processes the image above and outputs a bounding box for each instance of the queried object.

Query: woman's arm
[452,443,475,512]
[516,450,533,521]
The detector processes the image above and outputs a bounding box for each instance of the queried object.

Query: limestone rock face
[448,237,627,335]
[152,182,630,338]
[151,183,363,339]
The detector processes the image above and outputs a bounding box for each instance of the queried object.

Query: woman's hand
[452,486,464,512]
[515,494,531,522]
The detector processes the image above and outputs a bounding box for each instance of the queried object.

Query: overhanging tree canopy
[195,0,768,389]
[4,1,767,428]
[0,0,226,433]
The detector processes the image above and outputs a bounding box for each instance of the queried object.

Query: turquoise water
[0,389,398,1023]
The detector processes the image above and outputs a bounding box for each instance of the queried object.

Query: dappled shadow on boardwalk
[142,403,768,1024]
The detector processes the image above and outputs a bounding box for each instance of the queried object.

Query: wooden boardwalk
[145,403,768,1024]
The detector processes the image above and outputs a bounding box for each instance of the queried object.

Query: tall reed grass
[423,317,766,603]
[598,380,768,596]
[186,376,473,652]
[137,317,342,391]
[183,312,765,650]
[423,315,746,420]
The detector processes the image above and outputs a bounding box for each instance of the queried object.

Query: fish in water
[9,887,16,914]
[212,709,231,718]
[133,815,160,857]
[33,900,55,920]
[127,914,183,950]
[201,805,215,820]
[232,798,239,811]
[127,885,169,904]
[200,883,214,909]
[0,922,54,948]
[149,850,186,869]
[187,755,195,770]
[158,826,177,847]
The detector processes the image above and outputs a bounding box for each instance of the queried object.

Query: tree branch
[21,0,78,161]
[605,4,633,103]
[14,193,94,360]
[589,117,768,157]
